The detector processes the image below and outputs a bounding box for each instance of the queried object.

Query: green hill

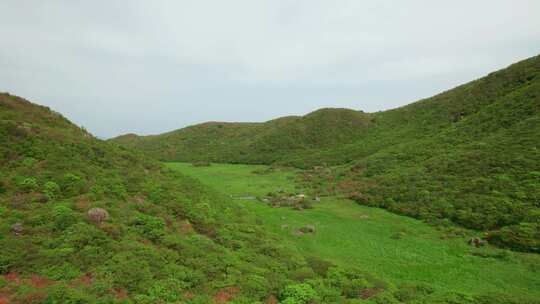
[111,55,540,253]
[110,108,373,164]
[0,94,405,303]
[316,55,540,253]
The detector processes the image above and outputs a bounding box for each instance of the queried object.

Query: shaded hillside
[112,55,540,252]
[285,55,540,168]
[0,94,401,303]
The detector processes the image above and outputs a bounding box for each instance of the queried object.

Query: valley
[168,162,540,300]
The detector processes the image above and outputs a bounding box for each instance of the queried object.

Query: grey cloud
[1,0,539,138]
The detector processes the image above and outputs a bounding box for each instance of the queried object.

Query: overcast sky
[1,1,539,138]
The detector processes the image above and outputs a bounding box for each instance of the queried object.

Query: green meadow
[167,162,540,299]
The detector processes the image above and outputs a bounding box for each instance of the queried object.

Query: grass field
[166,162,540,298]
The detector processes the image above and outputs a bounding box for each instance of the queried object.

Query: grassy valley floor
[167,162,540,299]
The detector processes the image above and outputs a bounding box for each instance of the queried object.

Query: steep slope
[285,54,540,167]
[0,94,396,303]
[322,59,539,254]
[303,55,540,252]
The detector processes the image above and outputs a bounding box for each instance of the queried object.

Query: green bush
[131,213,166,242]
[44,283,91,303]
[41,262,81,280]
[43,181,61,200]
[280,283,319,304]
[306,256,334,277]
[326,267,376,298]
[19,177,38,192]
[133,279,185,303]
[60,173,85,197]
[487,223,540,253]
[394,283,435,302]
[21,157,37,167]
[242,274,271,299]
[106,252,153,293]
[52,205,79,231]
[61,222,110,249]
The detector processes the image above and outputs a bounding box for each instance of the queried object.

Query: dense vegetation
[0,94,402,303]
[112,55,540,253]
[111,108,372,164]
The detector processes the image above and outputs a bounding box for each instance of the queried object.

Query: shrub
[61,222,110,250]
[280,283,319,304]
[487,223,540,253]
[131,213,166,242]
[325,267,383,299]
[242,274,270,300]
[44,283,91,303]
[41,262,81,280]
[108,182,127,199]
[371,292,401,304]
[43,181,61,200]
[394,283,435,302]
[299,199,314,209]
[133,279,185,303]
[60,173,85,197]
[107,252,153,292]
[21,157,37,167]
[306,256,334,277]
[19,177,38,193]
[52,223,111,270]
[53,205,79,231]
[290,267,317,282]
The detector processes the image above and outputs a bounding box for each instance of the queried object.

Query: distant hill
[112,55,540,253]
[110,108,373,164]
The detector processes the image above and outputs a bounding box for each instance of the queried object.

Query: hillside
[0,94,406,303]
[110,108,373,164]
[112,55,540,253]
[110,56,539,169]
[316,55,540,253]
